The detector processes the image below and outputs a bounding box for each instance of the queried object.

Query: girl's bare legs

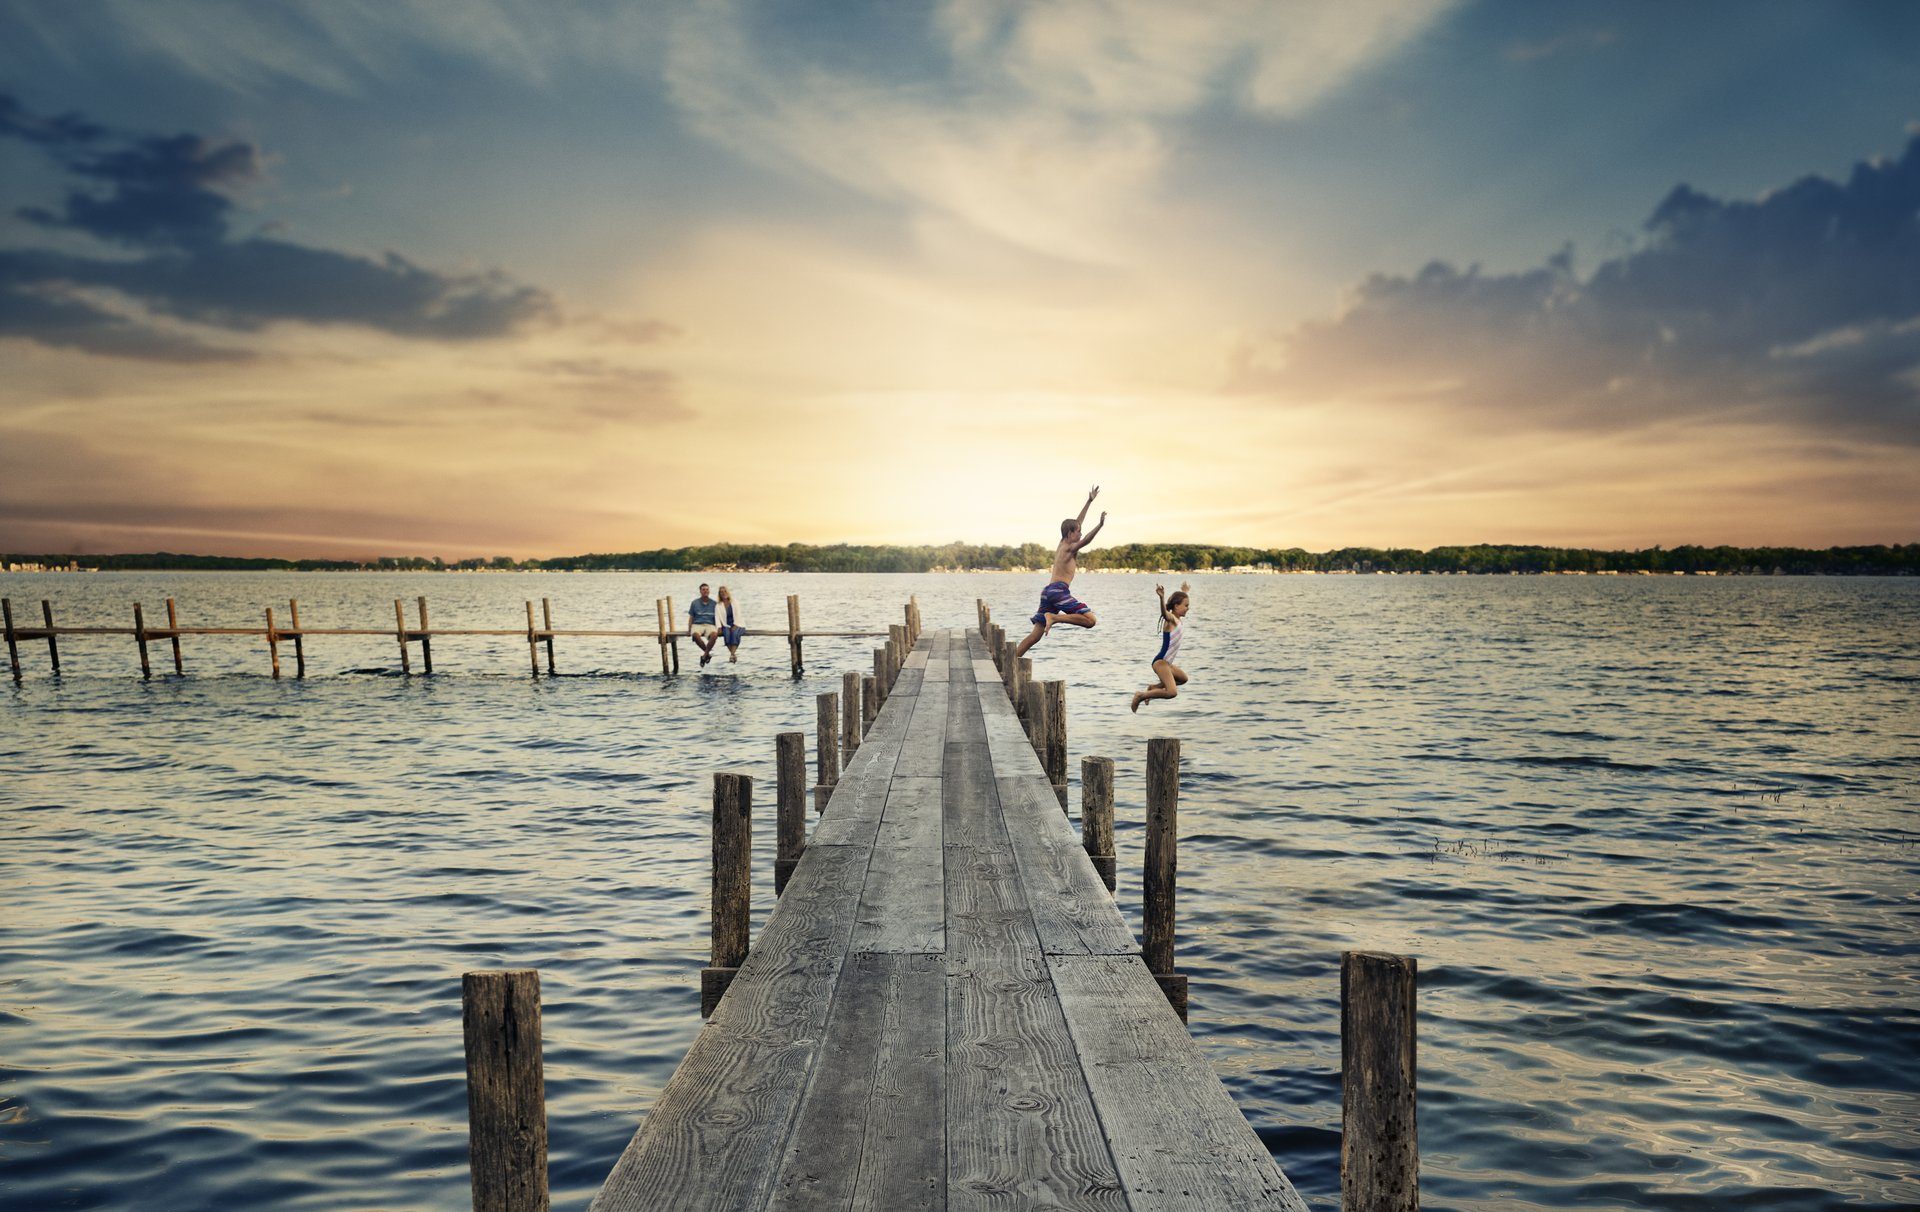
[1130,660,1182,712]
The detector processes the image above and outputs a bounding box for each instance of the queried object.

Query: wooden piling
[1342,951,1418,1212]
[1016,657,1034,723]
[1042,680,1067,809]
[862,673,878,730]
[903,602,915,645]
[655,599,671,674]
[1081,756,1116,893]
[1023,681,1045,749]
[526,603,541,679]
[787,594,802,677]
[417,596,434,674]
[1144,736,1187,1019]
[665,596,680,674]
[701,772,751,1016]
[815,691,839,814]
[540,598,556,675]
[165,598,184,675]
[462,969,549,1212]
[1001,639,1016,695]
[2,599,18,682]
[393,599,411,675]
[873,647,888,706]
[40,600,59,674]
[265,607,282,680]
[133,602,152,680]
[288,600,306,678]
[775,732,806,895]
[841,670,862,761]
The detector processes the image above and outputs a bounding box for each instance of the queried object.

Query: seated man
[687,582,721,667]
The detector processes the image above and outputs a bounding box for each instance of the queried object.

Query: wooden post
[540,598,556,675]
[903,602,915,645]
[1043,680,1067,809]
[815,691,839,814]
[655,598,671,675]
[1144,737,1186,1019]
[1023,681,1045,749]
[393,599,411,675]
[1016,658,1034,724]
[2,599,18,682]
[133,602,152,680]
[1342,951,1418,1212]
[164,598,184,675]
[40,600,60,674]
[775,732,806,894]
[841,670,862,761]
[288,600,306,678]
[665,595,680,674]
[1001,639,1016,697]
[524,602,541,678]
[862,674,878,730]
[910,594,920,641]
[873,647,888,707]
[701,772,751,1016]
[1081,756,1116,893]
[462,969,549,1212]
[417,596,433,674]
[786,594,802,678]
[265,607,282,680]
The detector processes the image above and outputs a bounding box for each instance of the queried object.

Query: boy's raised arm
[1073,485,1099,532]
[1076,509,1107,552]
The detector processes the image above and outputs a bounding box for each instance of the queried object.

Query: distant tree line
[7,543,1917,575]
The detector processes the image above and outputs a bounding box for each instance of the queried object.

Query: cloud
[1237,132,1920,443]
[1503,27,1617,63]
[0,92,557,358]
[663,0,1455,261]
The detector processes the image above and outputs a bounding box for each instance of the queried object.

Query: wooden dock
[588,626,1310,1211]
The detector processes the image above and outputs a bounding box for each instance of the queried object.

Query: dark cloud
[1244,132,1920,443]
[0,92,556,358]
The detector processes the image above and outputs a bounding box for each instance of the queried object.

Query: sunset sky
[2,1,1917,558]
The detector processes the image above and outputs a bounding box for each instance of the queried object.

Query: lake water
[3,571,1916,1210]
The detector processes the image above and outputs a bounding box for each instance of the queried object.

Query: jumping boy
[1130,581,1190,712]
[1015,485,1105,658]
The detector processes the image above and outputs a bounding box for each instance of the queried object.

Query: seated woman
[716,585,746,663]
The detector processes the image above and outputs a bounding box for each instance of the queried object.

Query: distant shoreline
[6,542,1916,577]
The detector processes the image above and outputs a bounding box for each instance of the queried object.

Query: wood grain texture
[1050,954,1308,1212]
[995,776,1135,956]
[776,732,807,896]
[1142,739,1180,978]
[946,954,1126,1211]
[1342,951,1418,1212]
[894,679,951,778]
[464,969,549,1212]
[850,778,945,953]
[942,740,1042,968]
[842,670,863,761]
[770,952,945,1212]
[591,844,868,1212]
[712,773,752,969]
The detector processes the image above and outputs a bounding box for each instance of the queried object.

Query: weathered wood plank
[590,843,870,1212]
[946,955,1127,1211]
[850,778,945,953]
[942,740,1042,967]
[995,776,1135,956]
[893,678,951,779]
[1049,953,1308,1212]
[770,952,945,1212]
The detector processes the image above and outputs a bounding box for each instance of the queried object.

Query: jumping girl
[1129,581,1190,713]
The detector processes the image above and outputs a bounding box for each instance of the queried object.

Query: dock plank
[894,678,952,778]
[850,778,945,953]
[1050,954,1309,1212]
[997,775,1136,956]
[770,952,945,1212]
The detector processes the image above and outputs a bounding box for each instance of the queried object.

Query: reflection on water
[3,571,1916,1210]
